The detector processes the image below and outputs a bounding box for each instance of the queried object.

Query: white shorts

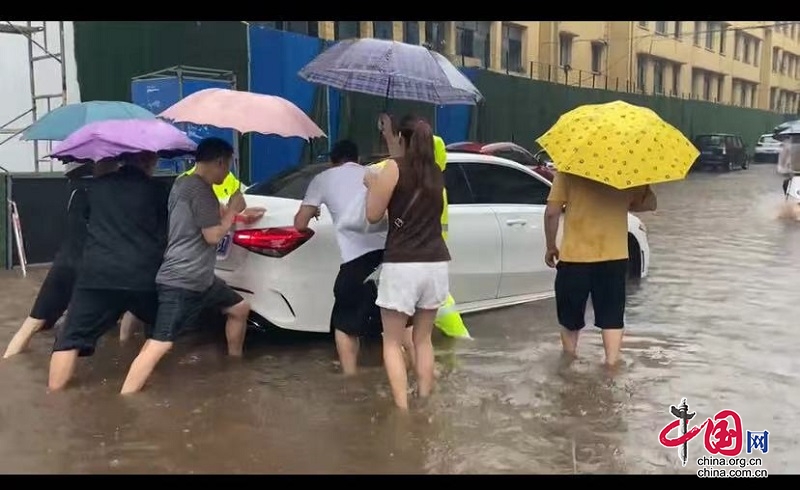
[375,262,449,317]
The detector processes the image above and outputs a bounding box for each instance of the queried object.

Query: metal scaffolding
[0,21,67,172]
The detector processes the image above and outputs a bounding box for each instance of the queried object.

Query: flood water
[0,165,798,474]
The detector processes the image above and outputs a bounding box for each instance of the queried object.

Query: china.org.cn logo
[658,398,769,477]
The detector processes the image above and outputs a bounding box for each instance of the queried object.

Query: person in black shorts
[294,140,387,375]
[121,138,261,394]
[544,172,656,367]
[3,160,119,359]
[48,152,170,391]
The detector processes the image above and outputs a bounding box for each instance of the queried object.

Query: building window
[403,21,419,45]
[740,83,747,106]
[753,40,760,66]
[637,55,647,92]
[733,31,741,60]
[501,23,524,72]
[720,24,727,55]
[674,21,682,39]
[559,33,573,67]
[672,64,680,95]
[694,21,702,45]
[655,21,667,35]
[773,47,780,72]
[373,21,393,40]
[591,42,604,73]
[653,59,664,94]
[744,37,752,64]
[456,21,491,67]
[638,21,648,29]
[717,75,724,102]
[425,21,446,51]
[334,21,360,40]
[705,22,715,50]
[703,73,711,100]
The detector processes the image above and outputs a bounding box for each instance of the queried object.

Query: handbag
[364,189,422,285]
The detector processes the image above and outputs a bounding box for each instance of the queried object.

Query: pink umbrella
[159,88,326,141]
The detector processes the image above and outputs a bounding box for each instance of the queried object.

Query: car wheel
[725,160,733,172]
[742,157,749,170]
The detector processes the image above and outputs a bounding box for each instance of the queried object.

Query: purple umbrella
[49,118,196,163]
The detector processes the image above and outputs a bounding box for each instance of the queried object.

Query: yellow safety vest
[370,135,469,339]
[181,165,241,200]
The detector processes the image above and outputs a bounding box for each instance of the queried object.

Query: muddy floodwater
[0,165,797,474]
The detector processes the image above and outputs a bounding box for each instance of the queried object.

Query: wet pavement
[0,164,798,474]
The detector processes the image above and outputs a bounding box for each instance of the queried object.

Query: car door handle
[505,219,527,226]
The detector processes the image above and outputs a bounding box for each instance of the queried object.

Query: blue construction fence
[245,26,475,184]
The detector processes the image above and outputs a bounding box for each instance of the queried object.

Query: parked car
[692,133,750,171]
[214,152,651,334]
[753,133,782,164]
[445,141,556,181]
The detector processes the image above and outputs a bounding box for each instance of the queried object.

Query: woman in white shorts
[364,116,451,410]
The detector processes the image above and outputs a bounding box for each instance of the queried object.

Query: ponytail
[404,119,437,191]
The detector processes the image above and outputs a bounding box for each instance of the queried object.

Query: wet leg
[48,349,78,391]
[334,329,360,375]
[222,300,249,357]
[600,329,623,366]
[411,309,436,398]
[119,312,143,343]
[121,339,173,394]
[381,308,411,410]
[4,317,47,359]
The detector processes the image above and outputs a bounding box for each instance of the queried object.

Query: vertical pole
[326,86,332,152]
[26,22,38,173]
[245,22,253,183]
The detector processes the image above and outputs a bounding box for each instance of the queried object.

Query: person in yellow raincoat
[182,163,242,199]
[374,113,470,340]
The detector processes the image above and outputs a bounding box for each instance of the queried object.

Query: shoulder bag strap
[393,189,422,229]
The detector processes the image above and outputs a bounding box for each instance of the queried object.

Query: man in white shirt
[294,140,386,375]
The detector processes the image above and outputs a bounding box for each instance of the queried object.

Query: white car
[754,133,782,164]
[214,153,651,333]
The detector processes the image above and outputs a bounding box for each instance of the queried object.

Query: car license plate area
[216,234,232,259]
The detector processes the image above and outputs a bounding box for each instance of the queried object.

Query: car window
[246,163,332,199]
[724,136,736,148]
[460,162,550,205]
[696,135,724,148]
[494,149,537,166]
[443,164,474,204]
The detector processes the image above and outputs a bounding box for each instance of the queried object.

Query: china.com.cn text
[696,456,768,478]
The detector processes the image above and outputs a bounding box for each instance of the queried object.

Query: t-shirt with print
[302,162,386,264]
[156,174,222,292]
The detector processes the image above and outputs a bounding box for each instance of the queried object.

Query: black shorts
[331,249,384,338]
[554,259,628,331]
[147,277,244,343]
[53,288,158,356]
[30,265,77,329]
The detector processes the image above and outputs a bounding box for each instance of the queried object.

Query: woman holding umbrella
[3,159,120,359]
[364,116,451,410]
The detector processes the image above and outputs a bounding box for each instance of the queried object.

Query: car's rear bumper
[753,152,779,163]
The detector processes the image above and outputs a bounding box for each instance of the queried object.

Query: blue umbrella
[21,101,157,141]
[298,38,483,106]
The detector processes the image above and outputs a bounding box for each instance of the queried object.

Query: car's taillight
[232,227,314,258]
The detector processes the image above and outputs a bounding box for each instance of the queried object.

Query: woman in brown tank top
[364,116,451,410]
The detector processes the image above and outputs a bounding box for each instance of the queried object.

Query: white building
[0,21,81,174]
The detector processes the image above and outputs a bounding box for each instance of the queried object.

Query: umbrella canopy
[775,122,800,141]
[159,88,326,140]
[21,101,157,141]
[536,100,699,189]
[298,38,483,106]
[774,119,800,136]
[50,119,196,164]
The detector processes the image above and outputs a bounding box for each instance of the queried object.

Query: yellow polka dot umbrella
[536,100,699,189]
